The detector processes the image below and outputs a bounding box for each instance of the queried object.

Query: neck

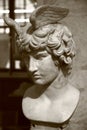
[48,70,67,89]
[44,71,68,99]
[34,71,68,99]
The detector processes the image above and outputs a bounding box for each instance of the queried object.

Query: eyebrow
[30,50,48,55]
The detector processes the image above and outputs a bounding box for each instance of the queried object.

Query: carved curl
[20,23,76,64]
[47,24,76,65]
[19,23,76,76]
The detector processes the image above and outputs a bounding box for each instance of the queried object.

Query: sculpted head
[20,23,76,77]
[4,5,76,83]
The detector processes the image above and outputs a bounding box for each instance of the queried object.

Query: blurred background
[0,0,87,130]
[0,0,37,69]
[0,0,37,130]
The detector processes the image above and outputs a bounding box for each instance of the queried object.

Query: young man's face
[23,50,60,86]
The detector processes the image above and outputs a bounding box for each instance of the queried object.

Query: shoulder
[58,84,80,122]
[69,86,87,130]
[66,84,80,104]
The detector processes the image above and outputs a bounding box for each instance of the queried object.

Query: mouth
[32,74,41,79]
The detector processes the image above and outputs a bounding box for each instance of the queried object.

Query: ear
[54,60,59,66]
[52,56,60,67]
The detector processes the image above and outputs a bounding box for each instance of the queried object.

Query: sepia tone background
[0,0,87,129]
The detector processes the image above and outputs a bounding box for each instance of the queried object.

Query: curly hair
[19,23,76,76]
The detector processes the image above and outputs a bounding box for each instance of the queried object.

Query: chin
[33,79,47,86]
[34,81,45,86]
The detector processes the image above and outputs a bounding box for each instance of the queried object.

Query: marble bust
[4,5,80,130]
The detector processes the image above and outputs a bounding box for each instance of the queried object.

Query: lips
[32,73,41,79]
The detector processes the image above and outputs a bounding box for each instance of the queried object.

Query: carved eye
[34,52,49,60]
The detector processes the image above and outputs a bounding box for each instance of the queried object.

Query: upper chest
[22,86,80,123]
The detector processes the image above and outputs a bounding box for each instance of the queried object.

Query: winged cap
[4,5,69,35]
[30,5,69,29]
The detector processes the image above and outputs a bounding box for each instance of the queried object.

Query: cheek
[39,58,59,76]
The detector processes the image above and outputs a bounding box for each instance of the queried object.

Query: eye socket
[34,53,49,60]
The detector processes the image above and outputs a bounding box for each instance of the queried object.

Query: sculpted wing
[4,5,69,33]
[4,17,31,35]
[4,17,22,35]
[30,5,69,29]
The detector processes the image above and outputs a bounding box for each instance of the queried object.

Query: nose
[28,56,38,73]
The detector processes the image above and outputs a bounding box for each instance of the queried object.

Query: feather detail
[4,17,22,35]
[30,5,69,29]
[3,17,31,35]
